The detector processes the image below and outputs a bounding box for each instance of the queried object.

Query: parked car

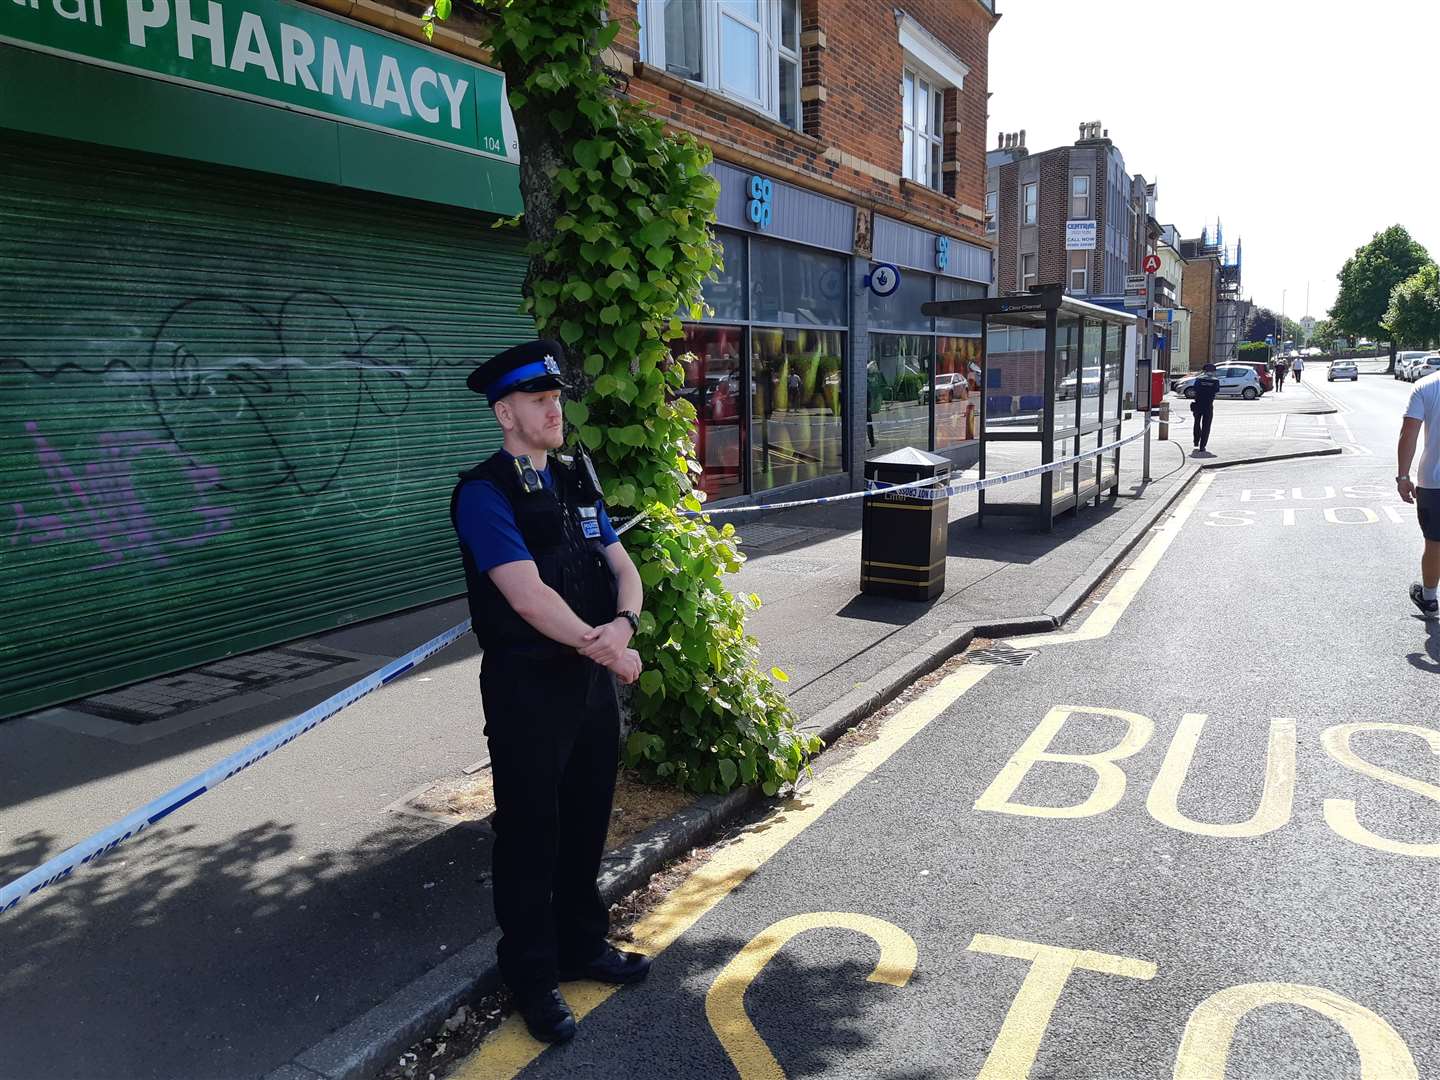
[919,371,965,403]
[1228,359,1273,392]
[1414,355,1440,382]
[1174,365,1265,400]
[1396,351,1432,380]
[1328,361,1359,382]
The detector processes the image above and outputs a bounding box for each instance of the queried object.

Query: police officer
[1190,362,1221,456]
[451,339,649,1044]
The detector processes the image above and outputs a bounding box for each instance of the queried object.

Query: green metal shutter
[0,132,530,719]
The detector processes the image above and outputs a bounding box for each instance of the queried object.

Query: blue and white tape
[2,420,1153,910]
[0,618,474,915]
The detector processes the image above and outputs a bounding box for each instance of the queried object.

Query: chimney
[1018,129,1026,147]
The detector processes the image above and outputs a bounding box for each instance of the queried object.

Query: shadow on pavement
[1406,620,1440,674]
[0,814,495,1080]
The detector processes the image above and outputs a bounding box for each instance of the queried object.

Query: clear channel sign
[0,0,519,163]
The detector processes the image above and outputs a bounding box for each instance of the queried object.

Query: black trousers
[480,650,619,997]
[1192,404,1214,449]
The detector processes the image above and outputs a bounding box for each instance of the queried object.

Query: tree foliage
[1243,307,1301,345]
[1331,226,1431,341]
[1383,263,1440,348]
[428,0,820,795]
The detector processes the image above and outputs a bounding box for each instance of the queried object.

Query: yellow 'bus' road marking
[451,661,994,1078]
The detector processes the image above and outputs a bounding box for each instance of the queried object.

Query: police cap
[467,339,569,406]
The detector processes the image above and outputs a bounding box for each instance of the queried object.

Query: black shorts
[1419,487,1440,542]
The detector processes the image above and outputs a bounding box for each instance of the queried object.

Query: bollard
[1159,401,1170,441]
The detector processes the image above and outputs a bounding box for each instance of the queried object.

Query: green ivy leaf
[639,669,663,696]
[564,400,589,426]
[770,667,790,684]
[559,320,583,344]
[718,758,738,789]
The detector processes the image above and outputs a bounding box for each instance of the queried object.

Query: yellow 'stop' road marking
[451,661,994,1079]
[1008,472,1215,648]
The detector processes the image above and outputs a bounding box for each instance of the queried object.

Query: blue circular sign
[867,263,901,297]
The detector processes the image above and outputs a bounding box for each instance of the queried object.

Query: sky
[986,0,1440,322]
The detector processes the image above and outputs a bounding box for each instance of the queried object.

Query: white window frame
[1068,250,1088,295]
[895,14,967,193]
[985,189,997,234]
[638,0,802,130]
[1022,182,1038,226]
[902,68,944,190]
[1070,174,1090,219]
[1021,253,1037,291]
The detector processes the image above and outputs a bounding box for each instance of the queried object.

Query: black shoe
[559,945,652,985]
[1410,583,1439,620]
[514,988,577,1044]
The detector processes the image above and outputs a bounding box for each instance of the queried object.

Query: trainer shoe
[558,945,652,985]
[514,988,577,1044]
[1409,583,1438,620]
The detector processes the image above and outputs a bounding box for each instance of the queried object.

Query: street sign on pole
[1142,253,1162,274]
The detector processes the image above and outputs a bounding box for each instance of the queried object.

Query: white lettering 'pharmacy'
[124,0,470,129]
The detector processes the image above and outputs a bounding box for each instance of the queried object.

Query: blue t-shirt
[455,453,620,574]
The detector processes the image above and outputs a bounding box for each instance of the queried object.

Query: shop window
[700,230,748,321]
[750,238,847,327]
[751,328,845,490]
[867,334,931,456]
[868,268,934,333]
[676,324,746,500]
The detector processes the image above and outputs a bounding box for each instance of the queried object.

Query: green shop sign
[0,0,518,162]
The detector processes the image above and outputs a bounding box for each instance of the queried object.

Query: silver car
[1327,361,1359,382]
[1175,365,1265,401]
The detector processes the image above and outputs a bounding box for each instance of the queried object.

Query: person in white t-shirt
[1398,371,1440,618]
[1290,354,1305,383]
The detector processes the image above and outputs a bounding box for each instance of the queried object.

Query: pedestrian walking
[1274,356,1287,392]
[1398,367,1440,620]
[1291,354,1304,383]
[451,339,651,1044]
[1190,362,1221,455]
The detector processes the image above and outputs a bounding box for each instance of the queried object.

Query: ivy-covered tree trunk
[430,0,820,795]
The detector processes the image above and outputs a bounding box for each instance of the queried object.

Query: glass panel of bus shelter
[1078,318,1103,430]
[1103,321,1125,421]
[982,319,1045,433]
[1051,435,1073,504]
[1053,315,1083,433]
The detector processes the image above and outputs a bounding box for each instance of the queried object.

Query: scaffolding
[1180,220,1244,363]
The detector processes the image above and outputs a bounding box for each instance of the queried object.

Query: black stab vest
[450,452,618,656]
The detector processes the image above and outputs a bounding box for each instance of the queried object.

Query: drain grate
[967,644,1038,667]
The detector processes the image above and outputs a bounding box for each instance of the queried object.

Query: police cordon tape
[2,417,1154,912]
[0,619,473,915]
[617,417,1154,533]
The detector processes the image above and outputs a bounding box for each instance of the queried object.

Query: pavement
[446,366,1440,1079]
[0,382,1351,1080]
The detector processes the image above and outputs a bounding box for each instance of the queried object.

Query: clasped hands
[579,618,642,684]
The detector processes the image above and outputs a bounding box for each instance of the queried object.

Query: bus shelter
[921,285,1137,531]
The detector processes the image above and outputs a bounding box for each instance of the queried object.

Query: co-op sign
[0,0,519,162]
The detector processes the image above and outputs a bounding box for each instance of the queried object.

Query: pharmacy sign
[0,0,518,162]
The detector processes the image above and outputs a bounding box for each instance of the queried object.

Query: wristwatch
[1397,475,1411,482]
[617,610,640,633]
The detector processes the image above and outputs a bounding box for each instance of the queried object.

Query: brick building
[986,123,1159,404]
[609,0,998,500]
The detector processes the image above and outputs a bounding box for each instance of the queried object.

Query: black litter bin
[861,447,950,600]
